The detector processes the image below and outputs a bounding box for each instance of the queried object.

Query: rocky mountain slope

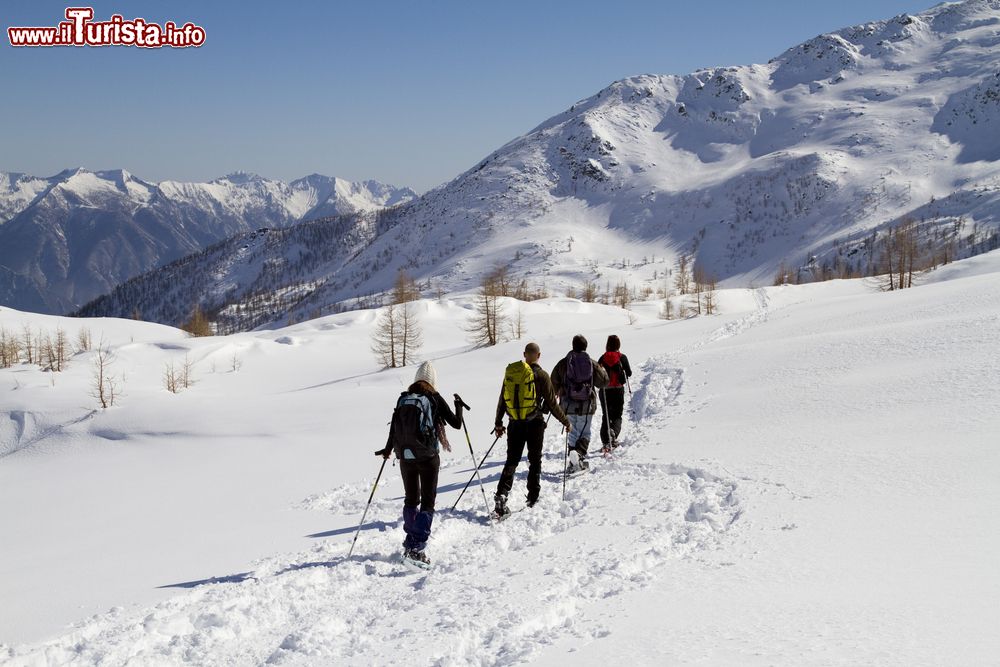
[80,0,1000,329]
[0,169,416,314]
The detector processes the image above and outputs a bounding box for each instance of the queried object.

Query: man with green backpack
[492,342,570,518]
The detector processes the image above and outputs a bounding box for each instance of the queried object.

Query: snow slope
[1,250,998,665]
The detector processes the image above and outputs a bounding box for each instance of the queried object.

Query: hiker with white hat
[376,361,463,569]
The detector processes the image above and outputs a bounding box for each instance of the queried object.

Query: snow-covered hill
[77,0,1000,331]
[1,248,998,664]
[0,169,416,315]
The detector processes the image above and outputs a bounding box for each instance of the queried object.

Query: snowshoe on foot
[491,494,511,521]
[402,549,432,571]
[566,449,580,474]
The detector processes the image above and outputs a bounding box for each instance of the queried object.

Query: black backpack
[389,392,437,460]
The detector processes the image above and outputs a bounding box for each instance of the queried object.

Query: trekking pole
[625,374,635,419]
[452,432,502,510]
[347,457,388,558]
[561,430,569,501]
[455,394,492,515]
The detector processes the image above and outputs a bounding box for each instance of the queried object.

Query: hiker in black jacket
[492,342,570,517]
[550,334,609,473]
[376,361,462,568]
[598,334,633,451]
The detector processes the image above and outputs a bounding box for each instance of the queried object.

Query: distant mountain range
[0,169,416,313]
[29,0,1000,328]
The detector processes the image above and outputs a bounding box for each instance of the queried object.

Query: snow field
[3,250,1000,665]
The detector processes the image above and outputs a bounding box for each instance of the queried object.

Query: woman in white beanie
[376,360,464,569]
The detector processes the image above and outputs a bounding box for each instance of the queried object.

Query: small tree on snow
[92,343,121,408]
[466,270,508,347]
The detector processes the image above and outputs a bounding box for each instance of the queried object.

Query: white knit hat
[414,361,437,388]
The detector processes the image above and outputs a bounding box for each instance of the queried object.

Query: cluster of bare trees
[877,218,924,291]
[164,354,196,393]
[0,325,94,371]
[0,323,124,409]
[774,215,999,290]
[659,255,718,319]
[372,271,424,367]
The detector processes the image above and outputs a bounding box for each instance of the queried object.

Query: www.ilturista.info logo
[8,7,206,48]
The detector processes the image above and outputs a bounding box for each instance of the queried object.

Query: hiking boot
[493,494,510,518]
[402,549,431,570]
[566,449,580,474]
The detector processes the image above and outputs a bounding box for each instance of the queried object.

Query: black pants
[399,454,440,512]
[599,387,626,445]
[495,419,546,502]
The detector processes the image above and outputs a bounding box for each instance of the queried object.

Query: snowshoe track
[9,363,740,667]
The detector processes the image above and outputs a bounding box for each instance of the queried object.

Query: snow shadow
[306,520,392,539]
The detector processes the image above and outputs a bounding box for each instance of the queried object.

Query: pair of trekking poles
[348,395,490,557]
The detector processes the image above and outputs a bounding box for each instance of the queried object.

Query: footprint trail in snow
[8,362,740,667]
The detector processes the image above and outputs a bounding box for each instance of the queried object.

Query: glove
[560,418,571,432]
[493,425,506,437]
[374,447,391,459]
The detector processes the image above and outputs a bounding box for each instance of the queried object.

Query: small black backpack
[389,391,437,460]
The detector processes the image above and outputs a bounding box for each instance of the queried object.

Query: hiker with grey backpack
[491,342,570,519]
[375,361,463,569]
[550,335,609,474]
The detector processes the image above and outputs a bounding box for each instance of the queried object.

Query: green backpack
[503,361,537,420]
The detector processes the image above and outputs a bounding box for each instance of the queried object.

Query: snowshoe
[566,449,581,474]
[402,548,432,571]
[491,495,511,521]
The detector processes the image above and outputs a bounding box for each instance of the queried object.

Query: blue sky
[1,0,926,192]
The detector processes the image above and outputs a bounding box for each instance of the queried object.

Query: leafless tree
[398,301,423,367]
[466,270,508,347]
[659,295,674,320]
[371,303,400,368]
[694,264,718,315]
[509,307,527,339]
[91,343,121,409]
[0,327,22,367]
[164,362,179,393]
[180,354,195,389]
[21,325,34,365]
[76,327,92,353]
[613,282,632,310]
[674,254,692,295]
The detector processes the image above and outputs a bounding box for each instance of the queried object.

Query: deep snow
[1,251,999,665]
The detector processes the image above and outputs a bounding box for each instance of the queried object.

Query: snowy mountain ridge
[77,0,1000,330]
[0,168,417,314]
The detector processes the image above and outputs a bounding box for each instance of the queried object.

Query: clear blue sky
[1,0,927,192]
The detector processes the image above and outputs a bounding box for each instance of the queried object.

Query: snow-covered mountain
[79,0,1000,330]
[0,169,416,314]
